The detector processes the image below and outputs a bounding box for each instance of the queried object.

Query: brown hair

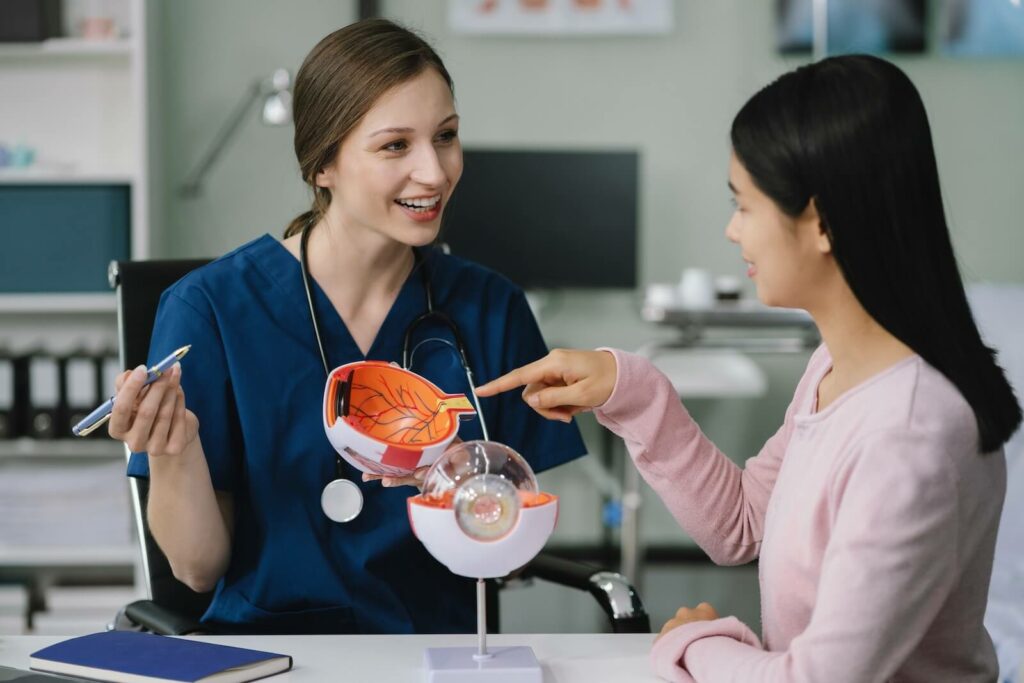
[283,19,455,238]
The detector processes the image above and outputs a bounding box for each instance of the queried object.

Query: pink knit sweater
[594,346,1004,682]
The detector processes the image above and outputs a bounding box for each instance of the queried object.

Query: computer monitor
[440,148,638,289]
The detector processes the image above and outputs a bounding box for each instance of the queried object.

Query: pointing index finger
[475,358,549,397]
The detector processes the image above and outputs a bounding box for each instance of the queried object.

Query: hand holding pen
[86,345,199,458]
[73,345,191,436]
[105,346,199,457]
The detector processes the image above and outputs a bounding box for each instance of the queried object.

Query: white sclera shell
[409,440,557,578]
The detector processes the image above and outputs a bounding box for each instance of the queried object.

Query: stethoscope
[299,221,490,523]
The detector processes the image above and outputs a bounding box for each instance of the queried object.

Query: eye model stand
[423,578,541,683]
[408,441,558,683]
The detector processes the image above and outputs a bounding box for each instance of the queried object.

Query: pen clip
[74,412,112,437]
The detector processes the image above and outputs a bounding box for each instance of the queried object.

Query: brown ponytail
[283,188,331,238]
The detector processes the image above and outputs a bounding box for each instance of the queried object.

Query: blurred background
[1,0,1021,652]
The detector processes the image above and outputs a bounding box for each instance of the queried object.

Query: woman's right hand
[107,363,199,457]
[474,349,618,422]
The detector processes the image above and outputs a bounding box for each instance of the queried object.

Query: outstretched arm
[478,347,820,566]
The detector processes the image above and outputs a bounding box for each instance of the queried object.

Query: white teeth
[396,195,441,210]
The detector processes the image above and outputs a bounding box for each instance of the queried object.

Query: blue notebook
[29,632,292,683]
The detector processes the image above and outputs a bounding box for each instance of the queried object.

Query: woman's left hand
[362,467,429,489]
[655,602,720,642]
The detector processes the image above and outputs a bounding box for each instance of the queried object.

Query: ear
[314,166,333,189]
[800,197,832,255]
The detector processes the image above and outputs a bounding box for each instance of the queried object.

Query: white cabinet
[0,0,150,287]
[0,0,150,625]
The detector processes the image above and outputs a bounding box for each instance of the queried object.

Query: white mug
[644,283,677,308]
[678,268,715,309]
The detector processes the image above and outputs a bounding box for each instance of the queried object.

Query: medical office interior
[1,0,1022,666]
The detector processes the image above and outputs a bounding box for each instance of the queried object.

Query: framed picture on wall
[776,0,926,54]
[448,0,673,35]
[940,0,1024,57]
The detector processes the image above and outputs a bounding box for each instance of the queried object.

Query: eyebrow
[728,180,739,194]
[368,114,460,138]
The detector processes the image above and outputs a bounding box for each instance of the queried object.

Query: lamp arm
[179,79,264,197]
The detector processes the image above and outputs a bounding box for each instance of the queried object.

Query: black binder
[63,350,101,439]
[27,351,62,440]
[100,349,121,427]
[0,350,14,439]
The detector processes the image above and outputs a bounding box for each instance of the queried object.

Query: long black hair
[731,54,1020,453]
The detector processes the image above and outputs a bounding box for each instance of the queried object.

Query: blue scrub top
[127,234,586,634]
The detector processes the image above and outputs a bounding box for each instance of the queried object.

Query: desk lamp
[408,440,558,683]
[179,68,292,197]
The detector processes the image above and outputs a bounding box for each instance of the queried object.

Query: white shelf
[0,38,134,59]
[0,168,134,185]
[0,439,124,460]
[0,545,135,568]
[0,293,116,314]
[0,0,147,593]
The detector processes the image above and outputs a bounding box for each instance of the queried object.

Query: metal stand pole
[474,578,492,660]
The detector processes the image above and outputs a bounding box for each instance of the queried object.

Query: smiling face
[315,68,462,247]
[725,152,835,310]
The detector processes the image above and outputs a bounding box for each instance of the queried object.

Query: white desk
[0,633,658,683]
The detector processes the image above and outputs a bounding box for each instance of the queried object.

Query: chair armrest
[524,552,650,633]
[122,599,209,635]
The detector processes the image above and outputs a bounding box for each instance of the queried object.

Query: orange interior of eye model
[326,361,476,447]
[412,490,555,510]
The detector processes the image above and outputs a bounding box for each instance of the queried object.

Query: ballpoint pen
[72,345,191,437]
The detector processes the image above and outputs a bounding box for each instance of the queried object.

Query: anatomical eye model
[323,360,476,476]
[408,440,557,576]
[408,440,559,680]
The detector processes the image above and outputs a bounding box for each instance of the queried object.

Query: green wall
[151,0,356,259]
[154,0,1024,285]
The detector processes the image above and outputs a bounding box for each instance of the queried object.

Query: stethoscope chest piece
[321,478,363,523]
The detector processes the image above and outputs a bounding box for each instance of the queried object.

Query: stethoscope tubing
[300,221,490,521]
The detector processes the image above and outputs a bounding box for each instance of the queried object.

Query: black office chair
[108,258,650,636]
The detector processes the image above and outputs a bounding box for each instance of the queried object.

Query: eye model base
[424,645,542,682]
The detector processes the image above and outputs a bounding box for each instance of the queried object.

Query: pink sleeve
[650,617,763,682]
[654,429,966,682]
[592,347,827,565]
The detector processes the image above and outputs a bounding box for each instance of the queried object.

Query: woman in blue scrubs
[106,19,586,635]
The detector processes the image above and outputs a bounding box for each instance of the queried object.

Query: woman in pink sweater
[477,55,1021,682]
